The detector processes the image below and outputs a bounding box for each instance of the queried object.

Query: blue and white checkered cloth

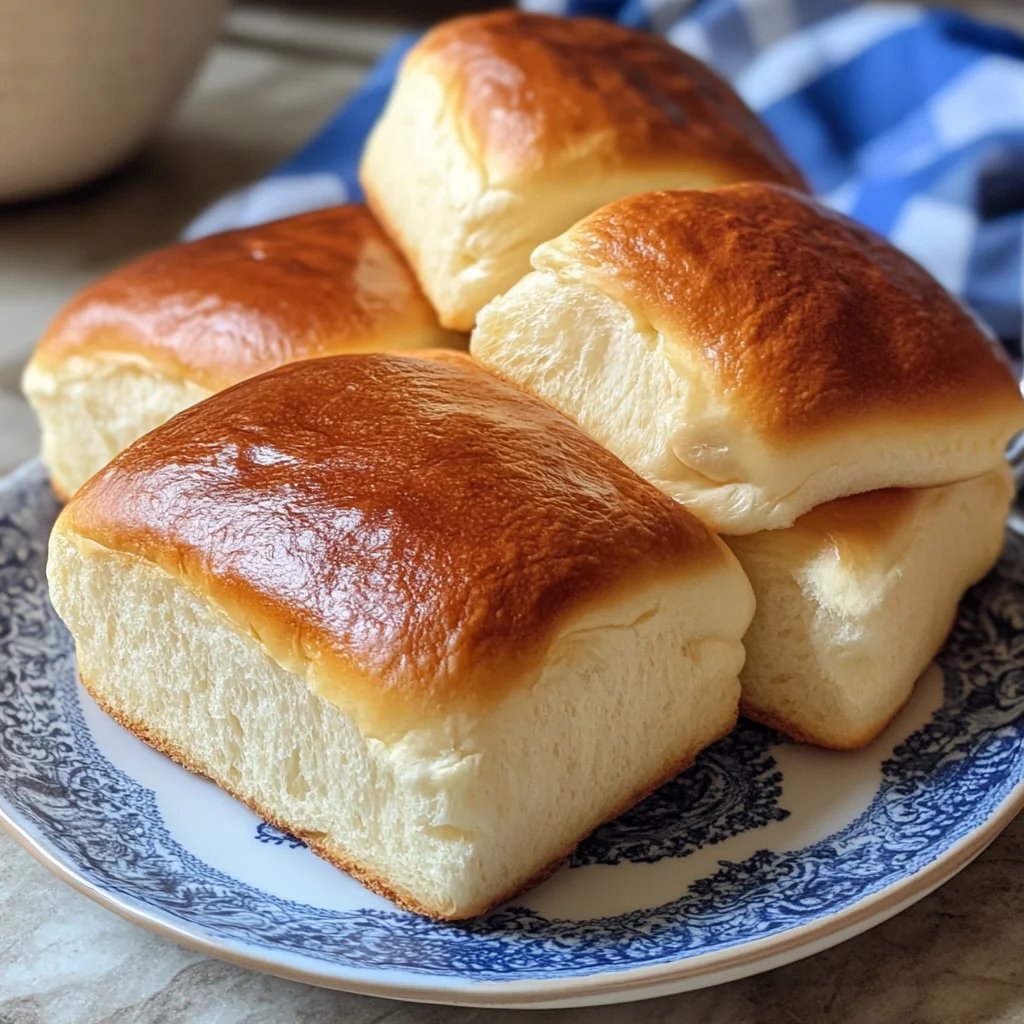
[185,0,1024,355]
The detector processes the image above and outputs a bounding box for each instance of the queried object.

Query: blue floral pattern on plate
[1,461,1022,987]
[254,822,308,849]
[571,721,789,867]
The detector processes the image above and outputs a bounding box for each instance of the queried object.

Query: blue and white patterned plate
[2,460,1023,1009]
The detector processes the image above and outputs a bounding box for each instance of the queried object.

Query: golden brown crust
[543,184,1024,444]
[81,671,734,920]
[61,352,727,727]
[410,11,806,189]
[31,205,458,392]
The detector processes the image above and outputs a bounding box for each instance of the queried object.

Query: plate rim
[2,458,1023,1008]
[1,686,1021,1009]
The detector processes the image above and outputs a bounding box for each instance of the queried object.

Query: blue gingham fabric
[185,0,1024,354]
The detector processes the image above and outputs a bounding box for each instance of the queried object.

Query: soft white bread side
[726,469,1012,750]
[470,186,1024,533]
[22,356,209,502]
[49,533,745,919]
[47,352,754,919]
[360,11,805,330]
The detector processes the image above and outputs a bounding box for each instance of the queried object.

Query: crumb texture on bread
[727,469,1013,749]
[471,185,1024,532]
[360,12,804,329]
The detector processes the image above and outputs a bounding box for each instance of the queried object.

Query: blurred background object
[0,0,231,202]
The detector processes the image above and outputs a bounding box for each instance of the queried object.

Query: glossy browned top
[411,11,806,188]
[61,352,726,726]
[540,184,1024,442]
[33,205,454,392]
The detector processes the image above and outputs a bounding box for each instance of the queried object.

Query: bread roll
[23,205,461,498]
[360,11,805,331]
[47,351,754,920]
[471,184,1024,534]
[727,468,1012,749]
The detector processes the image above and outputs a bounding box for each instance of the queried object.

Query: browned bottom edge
[740,695,911,752]
[79,672,736,922]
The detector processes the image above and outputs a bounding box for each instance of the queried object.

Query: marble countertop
[3,3,1024,1021]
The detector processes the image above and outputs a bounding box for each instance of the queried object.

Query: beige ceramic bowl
[0,0,230,202]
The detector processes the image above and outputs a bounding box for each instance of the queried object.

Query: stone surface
[1,813,1023,1022]
[2,2,1024,1021]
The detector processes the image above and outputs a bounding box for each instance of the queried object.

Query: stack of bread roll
[470,185,1022,750]
[28,12,1024,921]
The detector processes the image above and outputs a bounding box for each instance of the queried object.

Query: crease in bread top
[30,205,454,392]
[408,10,807,189]
[57,351,730,739]
[534,183,1023,443]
